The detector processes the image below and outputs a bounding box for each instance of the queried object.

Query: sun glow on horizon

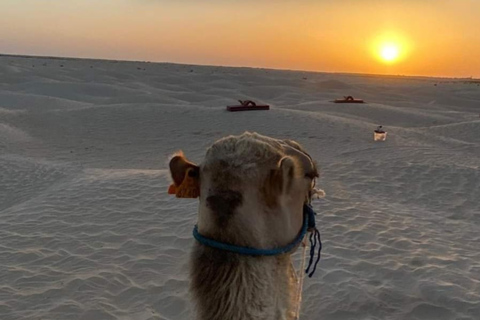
[3,1,480,77]
[371,32,410,65]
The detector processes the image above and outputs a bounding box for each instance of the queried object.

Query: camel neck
[190,246,295,320]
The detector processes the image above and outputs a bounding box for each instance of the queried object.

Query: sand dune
[1,55,479,320]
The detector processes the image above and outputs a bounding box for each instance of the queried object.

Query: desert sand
[1,55,479,320]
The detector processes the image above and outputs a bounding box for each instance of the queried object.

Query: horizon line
[1,52,478,81]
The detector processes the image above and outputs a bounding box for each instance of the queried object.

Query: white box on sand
[374,131,387,141]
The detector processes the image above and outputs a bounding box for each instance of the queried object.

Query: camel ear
[262,156,295,207]
[278,156,296,194]
[168,152,200,198]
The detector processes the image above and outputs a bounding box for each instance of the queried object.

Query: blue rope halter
[192,204,322,277]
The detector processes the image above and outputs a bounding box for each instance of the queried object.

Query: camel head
[169,132,320,250]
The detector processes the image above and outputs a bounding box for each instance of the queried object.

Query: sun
[371,32,410,65]
[380,44,399,62]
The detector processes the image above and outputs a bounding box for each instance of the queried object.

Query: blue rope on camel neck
[192,204,322,277]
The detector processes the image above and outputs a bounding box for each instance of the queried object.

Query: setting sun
[380,44,400,62]
[371,32,411,66]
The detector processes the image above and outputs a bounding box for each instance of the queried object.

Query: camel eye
[303,174,316,194]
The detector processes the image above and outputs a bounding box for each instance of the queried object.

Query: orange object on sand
[226,100,270,112]
[334,96,364,103]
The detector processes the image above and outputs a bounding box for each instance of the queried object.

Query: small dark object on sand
[334,96,364,103]
[226,100,270,112]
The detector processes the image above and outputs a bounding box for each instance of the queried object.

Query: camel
[168,132,323,320]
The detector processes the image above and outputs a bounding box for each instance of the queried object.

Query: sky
[1,0,479,78]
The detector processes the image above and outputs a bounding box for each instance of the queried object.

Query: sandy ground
[1,55,479,320]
